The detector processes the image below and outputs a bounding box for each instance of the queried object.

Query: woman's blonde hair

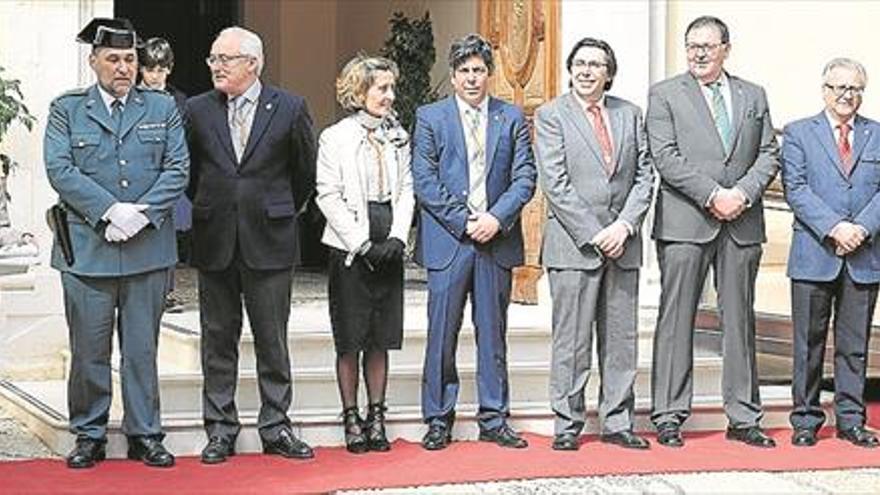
[336,54,399,112]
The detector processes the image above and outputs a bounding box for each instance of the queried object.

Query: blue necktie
[708,82,731,152]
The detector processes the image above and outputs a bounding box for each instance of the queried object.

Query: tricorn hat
[76,18,142,49]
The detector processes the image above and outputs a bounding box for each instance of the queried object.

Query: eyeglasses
[205,54,252,67]
[455,66,489,76]
[571,59,608,71]
[685,43,724,55]
[824,84,865,97]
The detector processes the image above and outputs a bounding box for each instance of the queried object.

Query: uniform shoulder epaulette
[56,87,89,99]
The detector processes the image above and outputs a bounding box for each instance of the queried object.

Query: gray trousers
[790,270,877,431]
[651,231,764,428]
[62,269,168,440]
[198,256,293,443]
[548,263,639,436]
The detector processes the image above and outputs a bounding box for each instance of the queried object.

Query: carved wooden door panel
[479,0,559,304]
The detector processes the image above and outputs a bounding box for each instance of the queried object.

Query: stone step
[123,347,724,416]
[157,303,661,372]
[0,378,818,458]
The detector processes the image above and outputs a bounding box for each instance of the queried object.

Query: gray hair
[217,26,264,75]
[822,57,868,85]
[448,33,494,74]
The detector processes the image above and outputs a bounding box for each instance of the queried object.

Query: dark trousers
[198,255,293,442]
[62,269,168,440]
[790,269,877,431]
[420,242,512,431]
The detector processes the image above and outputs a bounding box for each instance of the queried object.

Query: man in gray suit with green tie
[44,18,189,468]
[536,38,654,451]
[647,15,780,448]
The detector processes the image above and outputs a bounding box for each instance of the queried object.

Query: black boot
[342,406,368,454]
[365,402,391,452]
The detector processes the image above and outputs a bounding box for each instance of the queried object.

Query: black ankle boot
[342,406,368,454]
[365,402,391,451]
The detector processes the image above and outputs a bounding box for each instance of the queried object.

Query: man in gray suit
[536,38,654,451]
[647,15,779,448]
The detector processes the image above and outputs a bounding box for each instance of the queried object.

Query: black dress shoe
[791,428,818,447]
[421,423,451,451]
[201,436,236,464]
[262,428,314,459]
[478,424,528,449]
[127,436,175,467]
[601,430,650,450]
[725,426,776,448]
[551,433,579,451]
[66,438,106,469]
[656,422,684,448]
[837,425,879,448]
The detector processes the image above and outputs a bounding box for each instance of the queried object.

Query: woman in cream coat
[316,55,414,453]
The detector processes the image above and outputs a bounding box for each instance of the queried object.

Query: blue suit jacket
[782,112,880,283]
[44,85,189,276]
[411,96,536,270]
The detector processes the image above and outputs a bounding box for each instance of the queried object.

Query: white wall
[560,0,653,109]
[667,0,880,127]
[0,0,112,253]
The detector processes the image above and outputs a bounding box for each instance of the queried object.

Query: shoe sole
[600,438,650,450]
[478,434,528,448]
[262,448,315,459]
[725,433,776,448]
[66,452,105,469]
[201,451,235,464]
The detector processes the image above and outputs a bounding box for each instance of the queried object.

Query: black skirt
[327,201,404,353]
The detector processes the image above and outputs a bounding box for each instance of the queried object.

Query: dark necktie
[111,99,123,135]
[587,104,614,176]
[838,123,853,176]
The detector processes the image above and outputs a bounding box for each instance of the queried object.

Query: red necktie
[838,123,852,175]
[587,105,614,176]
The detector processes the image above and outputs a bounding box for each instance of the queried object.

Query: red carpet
[3,411,880,494]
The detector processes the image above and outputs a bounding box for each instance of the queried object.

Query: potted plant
[380,11,441,132]
[0,65,36,179]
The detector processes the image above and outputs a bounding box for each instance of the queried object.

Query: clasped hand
[590,220,629,259]
[363,238,405,270]
[466,212,501,244]
[104,203,150,243]
[709,188,746,222]
[830,221,868,256]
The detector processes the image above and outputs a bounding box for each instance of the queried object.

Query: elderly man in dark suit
[782,58,880,449]
[44,18,188,469]
[535,37,654,451]
[185,26,316,464]
[647,15,780,448]
[412,33,536,451]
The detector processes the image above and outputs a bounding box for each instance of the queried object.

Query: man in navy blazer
[782,57,880,448]
[412,34,536,451]
[184,26,316,463]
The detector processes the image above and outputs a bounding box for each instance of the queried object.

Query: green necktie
[708,81,731,152]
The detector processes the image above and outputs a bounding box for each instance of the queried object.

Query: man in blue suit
[44,18,188,468]
[782,57,880,448]
[412,33,537,451]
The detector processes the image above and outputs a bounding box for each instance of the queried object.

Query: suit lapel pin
[266,103,273,111]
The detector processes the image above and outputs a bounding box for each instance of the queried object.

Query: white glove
[103,202,150,237]
[104,223,130,243]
